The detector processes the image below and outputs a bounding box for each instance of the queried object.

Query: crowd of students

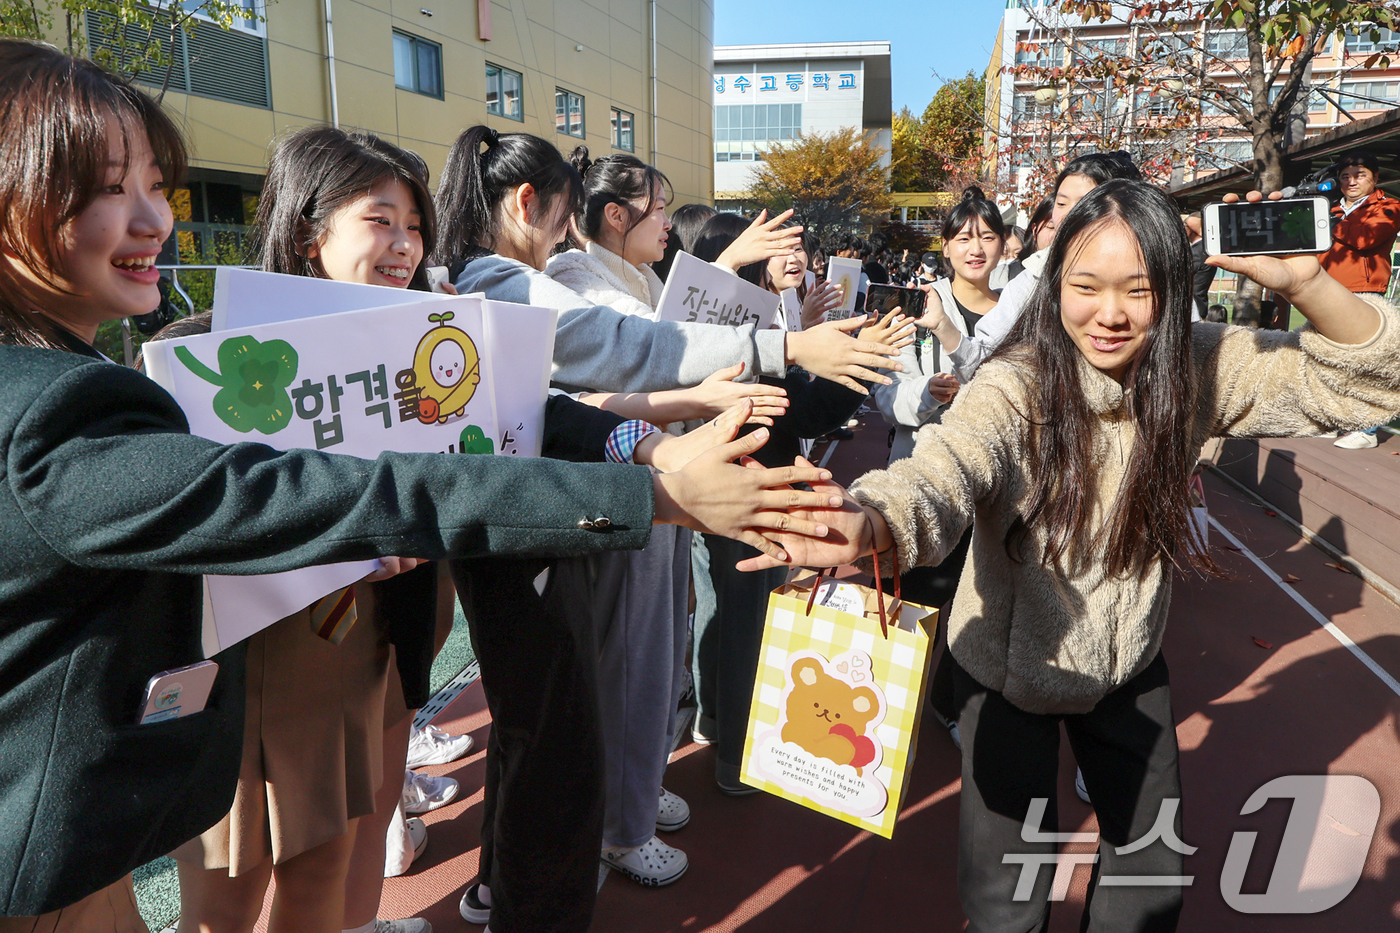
[3,38,1399,933]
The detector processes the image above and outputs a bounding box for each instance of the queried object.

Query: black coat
[0,343,653,914]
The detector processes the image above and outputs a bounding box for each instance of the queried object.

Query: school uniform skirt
[171,582,393,874]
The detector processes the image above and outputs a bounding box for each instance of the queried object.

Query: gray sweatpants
[591,523,692,848]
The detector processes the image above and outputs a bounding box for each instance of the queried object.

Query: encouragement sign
[145,293,503,654]
[654,251,779,329]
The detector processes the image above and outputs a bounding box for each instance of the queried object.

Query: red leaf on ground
[1263,510,1277,517]
[1324,562,1355,575]
[1283,573,1301,583]
[1253,637,1274,649]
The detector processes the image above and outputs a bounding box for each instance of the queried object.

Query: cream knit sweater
[851,296,1400,714]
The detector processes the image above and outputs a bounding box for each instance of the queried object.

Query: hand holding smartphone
[1202,196,1331,256]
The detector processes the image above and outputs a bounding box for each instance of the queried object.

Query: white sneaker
[1335,431,1379,449]
[384,806,428,878]
[459,881,491,924]
[372,920,431,933]
[601,836,688,886]
[406,723,475,768]
[1315,430,1340,438]
[947,721,962,751]
[1074,768,1091,804]
[655,787,690,832]
[402,769,458,814]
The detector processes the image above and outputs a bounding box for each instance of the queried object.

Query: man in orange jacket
[1321,150,1399,449]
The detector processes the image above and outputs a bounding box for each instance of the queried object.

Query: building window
[1014,41,1063,68]
[393,31,442,98]
[611,108,634,151]
[1204,30,1249,60]
[485,63,523,120]
[713,103,801,160]
[1338,81,1400,111]
[556,88,585,138]
[1344,27,1400,56]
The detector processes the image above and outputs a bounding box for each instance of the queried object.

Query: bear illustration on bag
[780,655,882,776]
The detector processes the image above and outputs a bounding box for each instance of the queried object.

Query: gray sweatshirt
[455,254,788,394]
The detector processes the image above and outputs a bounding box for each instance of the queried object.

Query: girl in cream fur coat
[746,180,1400,933]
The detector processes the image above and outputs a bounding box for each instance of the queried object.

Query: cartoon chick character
[412,310,480,423]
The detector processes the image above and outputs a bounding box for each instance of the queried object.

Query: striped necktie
[310,586,357,644]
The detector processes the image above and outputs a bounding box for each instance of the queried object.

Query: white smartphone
[137,660,219,725]
[425,265,451,293]
[1202,196,1332,256]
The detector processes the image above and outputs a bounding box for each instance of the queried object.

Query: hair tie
[484,128,500,149]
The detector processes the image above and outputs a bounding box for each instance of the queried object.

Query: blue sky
[714,0,1008,116]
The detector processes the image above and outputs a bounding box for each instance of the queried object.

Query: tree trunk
[1233,125,1288,327]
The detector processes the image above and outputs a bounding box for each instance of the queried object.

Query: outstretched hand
[858,305,917,350]
[801,279,844,329]
[652,431,845,562]
[715,209,804,270]
[786,315,904,393]
[734,459,873,572]
[685,362,789,423]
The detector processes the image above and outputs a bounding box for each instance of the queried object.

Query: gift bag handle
[802,516,897,639]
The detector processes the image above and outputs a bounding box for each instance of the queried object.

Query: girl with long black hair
[744,179,1400,932]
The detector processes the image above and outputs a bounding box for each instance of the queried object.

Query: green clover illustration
[458,424,495,455]
[174,336,299,435]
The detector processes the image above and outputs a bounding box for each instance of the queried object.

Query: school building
[711,41,892,203]
[77,0,716,266]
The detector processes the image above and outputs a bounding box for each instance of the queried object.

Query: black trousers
[451,557,603,933]
[952,652,1186,933]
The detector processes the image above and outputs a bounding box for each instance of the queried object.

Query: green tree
[917,70,988,189]
[0,0,267,101]
[890,107,923,193]
[744,127,895,243]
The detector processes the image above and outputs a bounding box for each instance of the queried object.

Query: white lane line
[818,439,840,469]
[1206,514,1400,699]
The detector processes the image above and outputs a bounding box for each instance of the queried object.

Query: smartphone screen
[866,284,926,320]
[1205,197,1331,255]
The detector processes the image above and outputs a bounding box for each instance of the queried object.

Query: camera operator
[1320,150,1400,449]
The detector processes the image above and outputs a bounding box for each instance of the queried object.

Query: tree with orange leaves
[744,126,896,242]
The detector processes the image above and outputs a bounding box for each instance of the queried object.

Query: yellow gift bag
[740,555,937,839]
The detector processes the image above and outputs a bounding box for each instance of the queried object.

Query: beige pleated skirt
[172,582,392,875]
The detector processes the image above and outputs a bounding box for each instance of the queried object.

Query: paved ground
[202,408,1400,932]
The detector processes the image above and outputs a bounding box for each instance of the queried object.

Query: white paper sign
[145,298,499,654]
[212,269,554,459]
[780,288,802,332]
[825,257,863,317]
[653,251,778,329]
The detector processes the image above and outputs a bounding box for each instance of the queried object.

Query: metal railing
[115,264,256,367]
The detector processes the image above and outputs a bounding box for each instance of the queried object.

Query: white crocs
[655,787,690,832]
[601,835,688,886]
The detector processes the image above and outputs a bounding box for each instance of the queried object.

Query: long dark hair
[1055,150,1142,191]
[0,40,187,349]
[568,145,670,245]
[655,202,717,280]
[691,212,765,287]
[1020,196,1056,262]
[434,125,582,267]
[941,189,1005,278]
[990,179,1214,576]
[251,126,436,290]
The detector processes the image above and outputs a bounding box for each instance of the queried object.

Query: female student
[684,211,911,794]
[167,127,458,933]
[745,179,1400,933]
[874,190,1006,463]
[544,150,787,887]
[0,42,838,931]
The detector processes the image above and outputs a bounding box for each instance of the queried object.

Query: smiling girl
[745,179,1400,932]
[0,43,840,931]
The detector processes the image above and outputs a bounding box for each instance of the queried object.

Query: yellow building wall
[154,0,715,205]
